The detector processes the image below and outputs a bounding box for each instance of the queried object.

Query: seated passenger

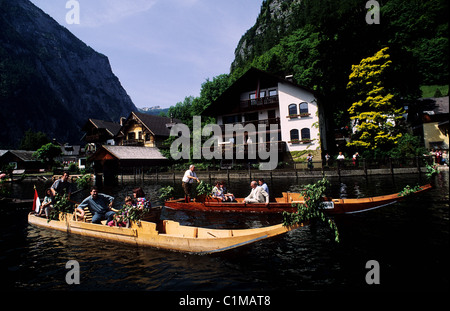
[244,181,269,206]
[37,188,53,218]
[133,187,151,209]
[220,181,235,202]
[211,181,226,201]
[76,186,115,224]
[109,196,134,227]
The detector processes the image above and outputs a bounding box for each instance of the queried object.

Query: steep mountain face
[230,0,448,152]
[0,0,137,148]
[231,0,301,72]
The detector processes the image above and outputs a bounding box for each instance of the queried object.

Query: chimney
[285,75,293,82]
[120,117,126,126]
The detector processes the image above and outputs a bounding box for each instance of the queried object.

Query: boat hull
[28,213,301,254]
[164,184,433,215]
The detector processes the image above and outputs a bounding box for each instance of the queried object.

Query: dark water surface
[1,172,448,292]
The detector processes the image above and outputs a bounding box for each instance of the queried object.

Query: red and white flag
[32,188,41,213]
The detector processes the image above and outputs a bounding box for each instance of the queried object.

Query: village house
[202,68,328,166]
[58,144,86,170]
[81,119,123,154]
[115,112,179,148]
[0,150,43,174]
[83,112,180,185]
[409,96,449,151]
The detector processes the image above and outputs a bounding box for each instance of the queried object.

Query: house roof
[93,145,167,161]
[82,119,122,137]
[0,150,37,162]
[61,145,82,156]
[202,67,317,116]
[127,112,181,137]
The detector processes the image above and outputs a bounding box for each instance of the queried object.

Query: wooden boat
[164,184,433,215]
[28,211,302,254]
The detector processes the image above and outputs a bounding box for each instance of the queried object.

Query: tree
[388,133,427,159]
[346,47,405,151]
[33,143,61,167]
[19,129,50,150]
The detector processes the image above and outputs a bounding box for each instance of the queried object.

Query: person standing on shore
[182,165,199,203]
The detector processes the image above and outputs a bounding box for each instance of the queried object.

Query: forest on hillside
[165,0,448,156]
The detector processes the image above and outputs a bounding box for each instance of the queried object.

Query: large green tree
[33,143,61,167]
[346,47,405,151]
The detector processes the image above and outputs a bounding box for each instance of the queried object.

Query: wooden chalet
[0,150,43,173]
[82,119,122,147]
[116,112,181,148]
[89,145,168,185]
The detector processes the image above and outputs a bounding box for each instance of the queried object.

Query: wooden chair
[73,205,93,223]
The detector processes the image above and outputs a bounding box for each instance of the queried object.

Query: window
[127,132,135,140]
[290,129,299,141]
[269,89,277,97]
[288,104,298,116]
[299,102,309,114]
[249,93,256,105]
[223,115,242,124]
[301,128,311,140]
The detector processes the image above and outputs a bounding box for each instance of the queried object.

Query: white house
[203,68,327,165]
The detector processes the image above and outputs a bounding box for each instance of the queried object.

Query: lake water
[1,171,448,293]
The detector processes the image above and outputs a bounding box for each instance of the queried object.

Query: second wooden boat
[164,184,433,215]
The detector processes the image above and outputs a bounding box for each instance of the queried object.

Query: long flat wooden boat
[28,212,302,254]
[164,184,433,215]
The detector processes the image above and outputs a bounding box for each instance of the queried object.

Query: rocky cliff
[0,0,137,147]
[231,0,301,72]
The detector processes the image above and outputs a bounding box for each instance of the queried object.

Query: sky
[29,0,263,109]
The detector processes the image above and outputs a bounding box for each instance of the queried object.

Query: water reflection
[1,172,448,291]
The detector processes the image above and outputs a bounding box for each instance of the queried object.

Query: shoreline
[116,165,449,182]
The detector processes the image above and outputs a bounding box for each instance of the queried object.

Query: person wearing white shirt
[244,181,269,206]
[182,165,199,203]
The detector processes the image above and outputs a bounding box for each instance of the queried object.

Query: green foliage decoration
[195,181,213,197]
[114,204,150,227]
[425,164,440,179]
[283,178,340,242]
[398,185,423,197]
[48,193,73,222]
[158,185,175,201]
[75,174,92,190]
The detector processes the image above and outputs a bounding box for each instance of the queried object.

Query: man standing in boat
[76,186,115,224]
[182,165,200,203]
[51,171,71,199]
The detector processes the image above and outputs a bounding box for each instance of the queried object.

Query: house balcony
[219,117,280,132]
[202,141,286,156]
[239,95,279,112]
[122,139,145,146]
[85,133,111,143]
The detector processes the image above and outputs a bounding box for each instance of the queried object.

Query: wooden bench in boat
[75,205,108,225]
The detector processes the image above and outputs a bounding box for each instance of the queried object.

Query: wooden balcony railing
[202,141,286,155]
[122,139,145,146]
[219,117,280,132]
[239,95,279,110]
